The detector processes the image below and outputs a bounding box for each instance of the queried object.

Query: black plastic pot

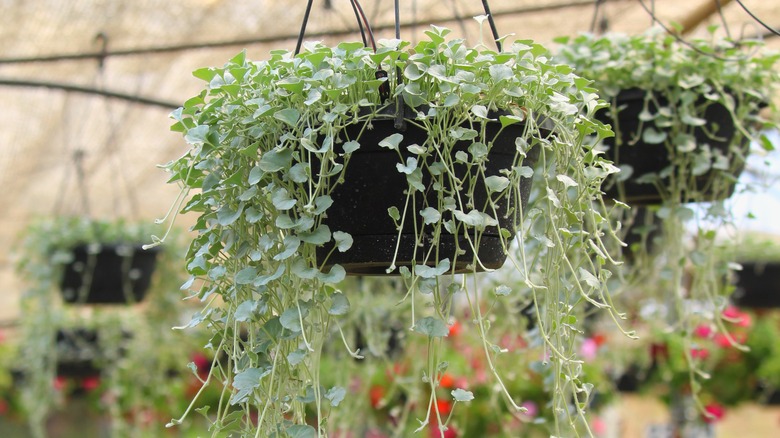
[55,328,103,377]
[55,328,130,378]
[597,88,748,206]
[620,206,662,262]
[59,244,160,304]
[732,262,780,308]
[315,106,545,275]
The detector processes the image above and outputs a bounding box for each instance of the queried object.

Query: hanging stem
[294,0,315,56]
[480,0,502,51]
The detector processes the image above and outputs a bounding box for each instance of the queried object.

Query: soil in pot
[598,88,749,206]
[315,105,546,275]
[59,244,160,304]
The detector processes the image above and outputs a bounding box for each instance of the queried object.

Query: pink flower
[690,348,709,360]
[53,376,67,391]
[722,306,752,328]
[580,338,598,361]
[521,401,538,418]
[702,403,726,423]
[694,324,713,339]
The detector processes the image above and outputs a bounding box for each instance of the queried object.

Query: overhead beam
[678,0,734,35]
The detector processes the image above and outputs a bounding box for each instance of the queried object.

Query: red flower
[369,385,384,409]
[439,373,455,389]
[429,423,457,438]
[448,321,461,337]
[81,375,101,391]
[429,399,452,419]
[690,348,710,360]
[592,333,607,347]
[702,403,726,423]
[53,376,67,391]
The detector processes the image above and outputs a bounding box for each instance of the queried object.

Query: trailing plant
[160,22,623,437]
[13,217,196,438]
[556,27,779,416]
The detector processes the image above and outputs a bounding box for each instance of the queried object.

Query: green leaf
[313,196,333,215]
[317,265,346,283]
[641,127,667,144]
[235,266,258,285]
[499,115,524,127]
[578,268,600,288]
[245,207,264,224]
[329,293,350,315]
[396,157,418,174]
[289,163,309,183]
[760,134,775,151]
[414,259,451,278]
[291,258,318,279]
[325,387,347,407]
[280,307,307,332]
[556,174,578,188]
[414,316,449,338]
[300,225,331,245]
[274,108,300,127]
[485,175,510,193]
[230,367,271,405]
[451,388,474,402]
[287,349,307,366]
[343,140,360,154]
[495,285,511,296]
[273,236,301,261]
[333,231,353,252]
[379,133,404,150]
[248,166,264,185]
[259,148,293,172]
[388,206,400,222]
[272,188,297,210]
[217,204,243,226]
[489,64,514,82]
[234,300,257,322]
[442,93,460,107]
[286,425,316,438]
[420,207,441,225]
[185,126,210,145]
[471,105,489,119]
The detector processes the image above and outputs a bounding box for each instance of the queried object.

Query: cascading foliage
[163,25,622,437]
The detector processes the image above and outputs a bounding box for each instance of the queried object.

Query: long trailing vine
[161,23,621,437]
[555,28,779,423]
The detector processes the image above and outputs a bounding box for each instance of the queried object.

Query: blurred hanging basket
[59,243,160,304]
[596,88,750,206]
[732,261,780,308]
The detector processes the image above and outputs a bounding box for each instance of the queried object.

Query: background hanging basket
[732,262,780,308]
[59,244,160,304]
[598,88,749,206]
[315,107,543,275]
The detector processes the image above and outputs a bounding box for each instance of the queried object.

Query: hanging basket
[315,106,544,275]
[598,88,749,206]
[54,328,132,378]
[59,244,160,304]
[732,261,780,308]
